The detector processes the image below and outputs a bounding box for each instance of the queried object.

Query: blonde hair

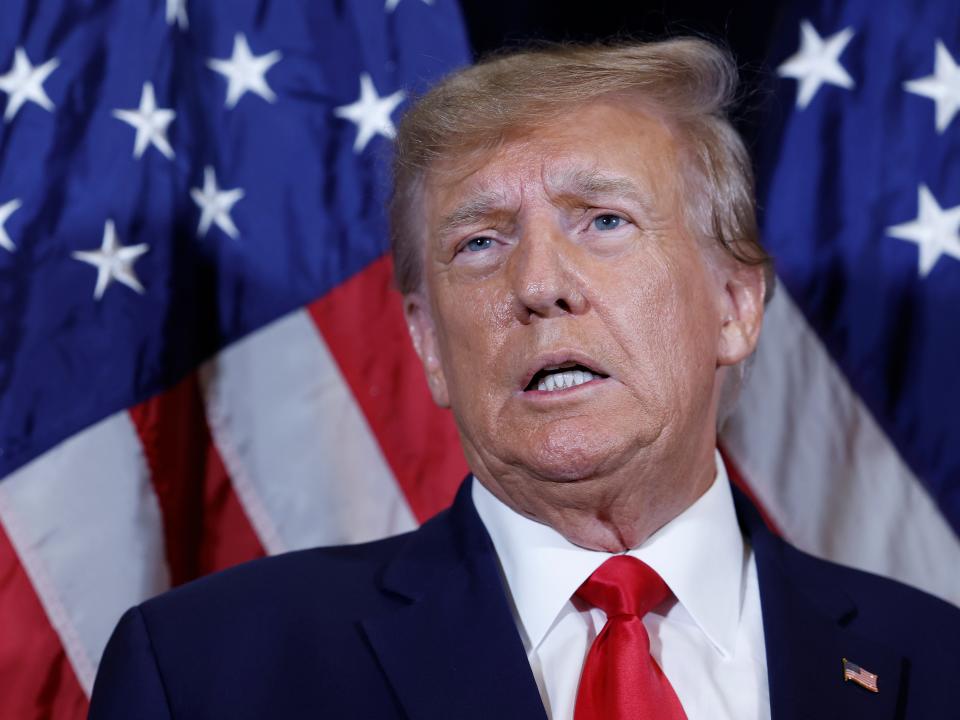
[389,37,772,298]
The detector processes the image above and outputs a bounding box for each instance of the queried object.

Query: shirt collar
[472,450,745,658]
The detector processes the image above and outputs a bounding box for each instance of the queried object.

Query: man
[89,39,959,719]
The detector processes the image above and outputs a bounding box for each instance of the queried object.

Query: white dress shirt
[472,452,770,720]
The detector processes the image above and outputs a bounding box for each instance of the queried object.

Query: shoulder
[735,485,960,657]
[141,528,417,629]
[775,535,960,660]
[98,525,441,717]
[133,491,470,642]
[91,526,446,719]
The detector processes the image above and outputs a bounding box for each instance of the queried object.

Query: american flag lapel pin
[842,657,879,693]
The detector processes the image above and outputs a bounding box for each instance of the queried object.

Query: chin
[515,425,626,482]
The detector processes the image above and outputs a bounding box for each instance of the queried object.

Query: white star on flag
[904,40,960,134]
[0,47,60,122]
[886,184,960,278]
[207,33,282,109]
[191,166,245,239]
[112,82,176,160]
[71,219,150,300]
[166,0,188,30]
[778,20,855,110]
[385,0,434,12]
[334,73,405,153]
[0,197,22,252]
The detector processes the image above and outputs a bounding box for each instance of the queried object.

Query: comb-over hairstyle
[389,37,772,297]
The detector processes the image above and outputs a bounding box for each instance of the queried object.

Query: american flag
[720,0,960,608]
[842,657,879,692]
[1,1,958,718]
[0,1,469,717]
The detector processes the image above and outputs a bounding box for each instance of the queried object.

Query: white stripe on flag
[200,308,416,555]
[0,412,169,694]
[723,286,960,607]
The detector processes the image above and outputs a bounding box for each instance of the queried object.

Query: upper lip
[519,350,610,391]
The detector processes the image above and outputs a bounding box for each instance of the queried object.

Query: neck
[472,443,718,552]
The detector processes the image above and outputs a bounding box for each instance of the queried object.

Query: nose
[508,222,589,323]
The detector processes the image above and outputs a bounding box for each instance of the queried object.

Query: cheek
[608,252,719,393]
[663,275,721,392]
[432,282,513,401]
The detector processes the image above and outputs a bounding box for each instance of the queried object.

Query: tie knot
[575,555,668,618]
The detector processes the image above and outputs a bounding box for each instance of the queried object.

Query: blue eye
[593,214,624,231]
[464,237,493,252]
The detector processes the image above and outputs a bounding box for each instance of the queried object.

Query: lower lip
[520,376,611,399]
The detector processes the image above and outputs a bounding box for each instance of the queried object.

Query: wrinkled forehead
[420,100,684,220]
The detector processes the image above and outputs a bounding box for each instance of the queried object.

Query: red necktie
[574,555,687,720]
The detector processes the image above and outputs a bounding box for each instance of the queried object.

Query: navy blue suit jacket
[89,481,960,719]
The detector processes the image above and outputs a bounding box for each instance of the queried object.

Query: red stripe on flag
[129,374,265,586]
[718,444,783,536]
[0,521,88,719]
[198,435,266,573]
[309,255,467,523]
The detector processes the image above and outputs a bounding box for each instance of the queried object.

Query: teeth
[536,369,597,392]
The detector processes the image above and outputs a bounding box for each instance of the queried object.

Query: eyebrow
[547,169,649,209]
[435,170,652,238]
[437,191,516,238]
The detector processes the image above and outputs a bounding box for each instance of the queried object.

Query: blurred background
[0,1,957,717]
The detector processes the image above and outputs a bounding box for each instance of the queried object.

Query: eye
[463,236,494,252]
[592,214,625,231]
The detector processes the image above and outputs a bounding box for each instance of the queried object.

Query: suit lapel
[734,489,904,720]
[362,481,547,720]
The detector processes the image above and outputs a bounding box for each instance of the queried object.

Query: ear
[403,291,451,408]
[716,263,765,367]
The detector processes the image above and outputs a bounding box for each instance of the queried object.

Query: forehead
[422,99,682,213]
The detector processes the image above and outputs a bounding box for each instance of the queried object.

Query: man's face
[405,99,762,508]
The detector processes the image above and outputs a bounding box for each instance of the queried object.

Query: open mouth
[524,362,609,393]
